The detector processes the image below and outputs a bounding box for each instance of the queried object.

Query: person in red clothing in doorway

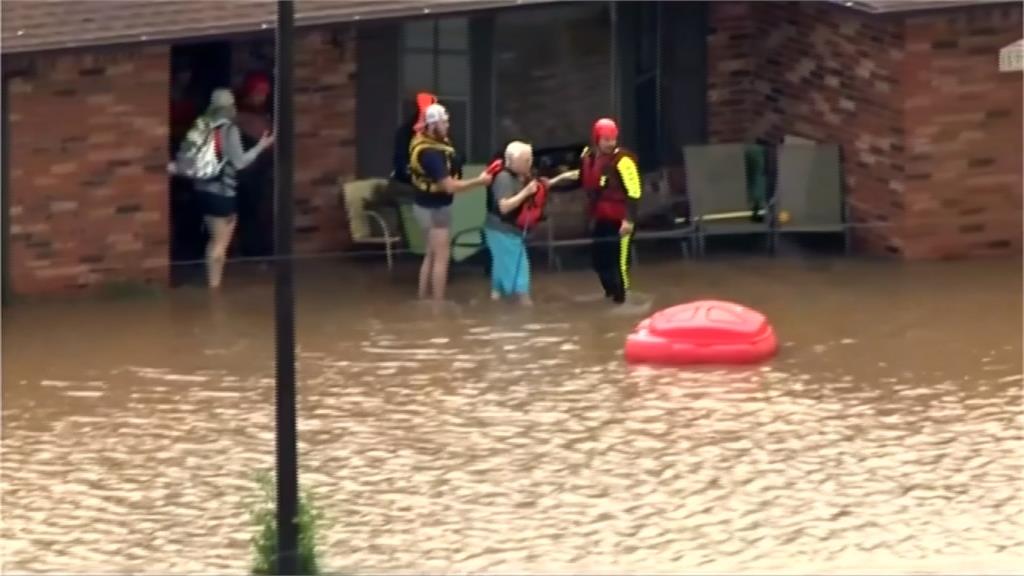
[565,118,643,305]
[235,71,275,262]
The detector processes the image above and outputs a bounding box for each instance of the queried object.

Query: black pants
[591,219,632,304]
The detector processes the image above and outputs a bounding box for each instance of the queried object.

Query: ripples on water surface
[2,258,1022,574]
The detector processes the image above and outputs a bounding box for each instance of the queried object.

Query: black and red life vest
[485,158,549,231]
[579,146,637,222]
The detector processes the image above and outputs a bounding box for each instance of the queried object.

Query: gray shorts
[413,204,452,230]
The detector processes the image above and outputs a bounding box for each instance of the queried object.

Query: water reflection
[2,258,1022,573]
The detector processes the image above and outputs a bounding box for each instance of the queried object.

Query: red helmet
[592,118,619,142]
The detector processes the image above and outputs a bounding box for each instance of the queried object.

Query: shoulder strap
[214,126,223,157]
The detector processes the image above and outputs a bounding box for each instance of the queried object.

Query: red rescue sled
[625,300,778,366]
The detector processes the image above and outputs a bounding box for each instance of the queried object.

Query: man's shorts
[413,204,452,230]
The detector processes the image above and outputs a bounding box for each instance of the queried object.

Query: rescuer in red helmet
[565,118,642,304]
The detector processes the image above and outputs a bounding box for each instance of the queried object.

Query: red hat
[592,118,619,142]
[244,72,271,95]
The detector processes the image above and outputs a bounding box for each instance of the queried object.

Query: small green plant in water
[250,471,323,575]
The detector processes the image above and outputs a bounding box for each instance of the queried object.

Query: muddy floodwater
[2,256,1022,574]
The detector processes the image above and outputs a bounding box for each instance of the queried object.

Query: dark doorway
[169,41,232,285]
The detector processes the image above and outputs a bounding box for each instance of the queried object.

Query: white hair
[504,141,533,165]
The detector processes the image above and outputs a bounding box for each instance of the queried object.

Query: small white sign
[999,39,1022,73]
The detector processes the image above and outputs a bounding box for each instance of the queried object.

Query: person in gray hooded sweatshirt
[195,88,274,289]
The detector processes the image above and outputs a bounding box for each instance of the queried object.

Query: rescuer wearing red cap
[572,118,642,304]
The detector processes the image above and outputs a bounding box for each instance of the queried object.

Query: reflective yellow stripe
[619,233,631,291]
[616,155,642,199]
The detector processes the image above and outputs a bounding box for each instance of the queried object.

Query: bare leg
[429,227,451,302]
[205,215,237,289]
[417,246,433,300]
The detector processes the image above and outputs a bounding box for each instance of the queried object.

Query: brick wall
[4,28,359,296]
[708,1,908,254]
[7,46,171,295]
[706,1,1022,258]
[706,1,757,143]
[230,28,358,254]
[292,28,357,253]
[901,5,1023,258]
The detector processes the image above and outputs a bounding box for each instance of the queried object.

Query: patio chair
[396,163,487,264]
[683,143,773,256]
[341,177,401,271]
[772,142,849,252]
[632,169,698,262]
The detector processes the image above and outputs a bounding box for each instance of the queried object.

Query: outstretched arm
[546,169,580,187]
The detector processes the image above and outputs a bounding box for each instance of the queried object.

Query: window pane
[636,5,657,75]
[443,98,470,157]
[437,53,469,98]
[403,19,434,50]
[493,3,611,146]
[438,17,469,51]
[402,52,435,93]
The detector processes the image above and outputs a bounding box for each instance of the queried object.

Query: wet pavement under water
[2,255,1022,574]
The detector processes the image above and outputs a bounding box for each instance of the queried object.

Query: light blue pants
[485,227,529,296]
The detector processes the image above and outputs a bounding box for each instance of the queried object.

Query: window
[400,17,472,153]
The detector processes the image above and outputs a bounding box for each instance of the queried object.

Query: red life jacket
[486,159,549,232]
[579,146,637,222]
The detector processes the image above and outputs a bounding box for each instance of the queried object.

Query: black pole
[1,72,11,307]
[273,1,300,574]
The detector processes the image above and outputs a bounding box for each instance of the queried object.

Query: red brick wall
[292,28,357,253]
[708,1,908,254]
[5,28,359,296]
[706,1,757,143]
[7,46,171,295]
[901,5,1023,258]
[706,1,1023,259]
[228,29,358,254]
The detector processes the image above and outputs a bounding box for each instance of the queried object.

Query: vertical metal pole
[1,73,10,307]
[273,1,299,575]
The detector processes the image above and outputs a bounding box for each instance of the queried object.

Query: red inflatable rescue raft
[625,300,778,366]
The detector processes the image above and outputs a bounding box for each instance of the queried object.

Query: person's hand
[619,220,634,236]
[478,170,493,186]
[260,131,275,147]
[524,180,540,196]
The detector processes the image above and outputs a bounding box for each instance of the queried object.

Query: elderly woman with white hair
[484,140,540,305]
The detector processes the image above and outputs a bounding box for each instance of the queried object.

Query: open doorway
[169,39,277,284]
[169,41,232,284]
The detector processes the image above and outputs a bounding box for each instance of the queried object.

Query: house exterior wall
[6,46,172,294]
[4,28,358,296]
[706,0,1022,257]
[4,2,1021,296]
[900,7,1023,258]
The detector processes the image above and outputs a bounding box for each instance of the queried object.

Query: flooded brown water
[2,256,1023,574]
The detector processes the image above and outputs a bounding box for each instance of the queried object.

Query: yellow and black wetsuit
[579,145,642,304]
